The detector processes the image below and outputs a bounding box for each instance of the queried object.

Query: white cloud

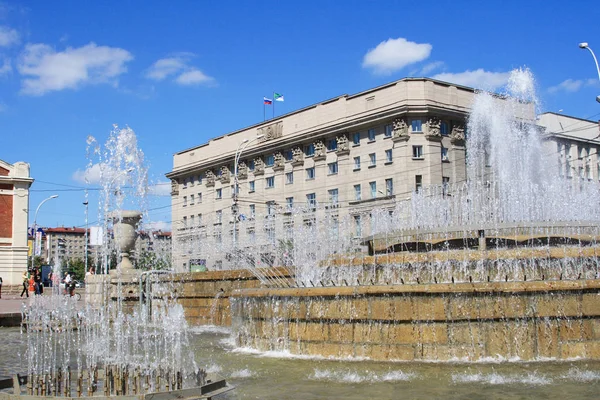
[145,54,214,86]
[0,57,11,76]
[144,220,171,232]
[547,78,600,93]
[72,163,132,186]
[148,181,171,196]
[175,69,212,85]
[432,69,510,90]
[0,26,19,47]
[420,61,444,76]
[17,42,133,96]
[72,164,103,184]
[362,37,432,75]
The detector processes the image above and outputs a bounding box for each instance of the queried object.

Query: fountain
[217,68,600,362]
[0,126,233,399]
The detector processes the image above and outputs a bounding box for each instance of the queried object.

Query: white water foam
[189,325,232,335]
[230,368,255,378]
[451,372,552,385]
[309,368,416,383]
[206,363,223,374]
[561,367,600,382]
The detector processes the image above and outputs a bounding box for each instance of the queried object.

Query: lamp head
[241,138,249,144]
[596,95,600,104]
[256,134,265,140]
[50,195,59,199]
[579,42,589,49]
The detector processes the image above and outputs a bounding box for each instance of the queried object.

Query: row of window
[180,119,455,188]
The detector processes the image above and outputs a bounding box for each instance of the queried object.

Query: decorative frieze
[314,140,326,161]
[205,170,216,187]
[258,121,283,142]
[426,117,442,141]
[238,161,248,179]
[171,179,179,196]
[291,146,304,167]
[254,157,265,175]
[450,123,465,145]
[219,166,231,183]
[336,134,350,156]
[392,117,409,142]
[274,152,285,171]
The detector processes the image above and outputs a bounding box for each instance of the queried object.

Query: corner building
[167,78,505,271]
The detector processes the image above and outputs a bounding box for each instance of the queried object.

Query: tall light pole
[31,194,59,272]
[579,42,600,103]
[232,135,264,251]
[83,194,89,274]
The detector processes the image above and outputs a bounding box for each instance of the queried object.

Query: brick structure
[0,159,33,285]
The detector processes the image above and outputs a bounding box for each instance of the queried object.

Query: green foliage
[65,258,86,281]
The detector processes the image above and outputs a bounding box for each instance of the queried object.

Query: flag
[274,93,284,102]
[264,97,272,105]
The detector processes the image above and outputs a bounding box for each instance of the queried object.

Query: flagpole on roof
[273,92,275,120]
[263,99,266,122]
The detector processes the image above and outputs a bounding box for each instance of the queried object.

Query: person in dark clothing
[0,276,3,299]
[20,271,29,298]
[34,272,42,295]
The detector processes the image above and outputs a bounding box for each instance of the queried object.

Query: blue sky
[1,0,599,230]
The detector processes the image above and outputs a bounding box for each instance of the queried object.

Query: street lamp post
[579,42,600,103]
[232,135,264,251]
[84,195,89,274]
[31,194,59,272]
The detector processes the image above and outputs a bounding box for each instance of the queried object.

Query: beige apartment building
[538,112,600,182]
[166,78,515,271]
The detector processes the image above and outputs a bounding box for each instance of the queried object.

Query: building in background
[166,78,525,271]
[0,159,34,285]
[538,112,600,182]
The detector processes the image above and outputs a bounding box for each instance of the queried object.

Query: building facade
[538,112,600,182]
[166,78,522,272]
[0,159,33,285]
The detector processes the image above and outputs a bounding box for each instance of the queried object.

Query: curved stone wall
[230,280,600,361]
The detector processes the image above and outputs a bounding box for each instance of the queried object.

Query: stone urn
[112,210,142,271]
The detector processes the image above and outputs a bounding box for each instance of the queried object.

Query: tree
[135,250,171,271]
[65,258,86,281]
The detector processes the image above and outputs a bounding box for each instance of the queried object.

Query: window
[385,124,393,138]
[306,193,317,209]
[190,194,195,205]
[411,119,423,132]
[385,149,393,163]
[249,181,255,192]
[231,184,237,196]
[413,145,424,159]
[182,216,187,228]
[353,156,361,170]
[216,188,222,199]
[442,177,450,196]
[441,121,449,136]
[198,193,202,203]
[183,196,187,206]
[327,138,337,151]
[368,128,376,141]
[285,171,294,184]
[249,204,255,217]
[305,144,315,157]
[198,174,203,185]
[286,197,294,210]
[190,215,195,226]
[354,184,361,201]
[189,177,195,187]
[285,150,293,161]
[369,153,376,167]
[441,146,449,161]
[267,200,276,215]
[183,179,188,189]
[265,155,275,166]
[354,215,362,237]
[370,181,377,199]
[198,213,203,226]
[306,167,315,179]
[216,210,222,224]
[328,188,339,205]
[328,162,338,175]
[385,178,394,196]
[415,175,422,193]
[353,132,360,145]
[266,176,275,188]
[248,160,255,171]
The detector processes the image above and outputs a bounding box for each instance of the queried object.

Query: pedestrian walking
[34,271,42,295]
[0,276,3,299]
[20,271,29,298]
